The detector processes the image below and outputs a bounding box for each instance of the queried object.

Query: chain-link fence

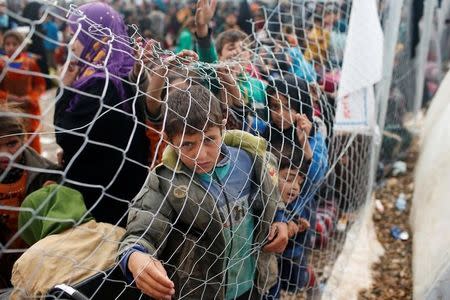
[0,0,449,299]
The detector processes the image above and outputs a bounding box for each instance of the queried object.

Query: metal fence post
[366,0,404,194]
[413,0,438,118]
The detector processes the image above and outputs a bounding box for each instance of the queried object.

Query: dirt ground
[358,146,418,300]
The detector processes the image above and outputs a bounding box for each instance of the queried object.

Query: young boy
[281,26,317,83]
[276,147,310,240]
[259,75,327,171]
[0,106,59,288]
[0,30,46,153]
[256,75,329,297]
[195,0,267,130]
[118,85,288,300]
[266,146,316,299]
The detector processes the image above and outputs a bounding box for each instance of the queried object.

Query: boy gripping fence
[119,85,289,299]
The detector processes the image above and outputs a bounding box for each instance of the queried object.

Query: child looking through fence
[119,84,289,299]
[0,30,46,153]
[265,146,316,299]
[0,106,59,288]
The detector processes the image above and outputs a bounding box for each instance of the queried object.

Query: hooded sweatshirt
[10,184,125,299]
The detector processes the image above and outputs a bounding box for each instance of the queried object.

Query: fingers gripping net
[0,1,375,299]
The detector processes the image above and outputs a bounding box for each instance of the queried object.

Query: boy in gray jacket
[119,85,288,299]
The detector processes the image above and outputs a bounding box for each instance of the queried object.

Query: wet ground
[359,146,417,300]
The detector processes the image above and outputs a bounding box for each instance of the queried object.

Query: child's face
[0,136,23,170]
[286,34,298,47]
[170,126,223,174]
[278,167,304,204]
[4,36,20,57]
[220,41,244,61]
[225,14,237,26]
[270,94,296,130]
[323,12,335,28]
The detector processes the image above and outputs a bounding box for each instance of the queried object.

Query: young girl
[0,30,46,153]
[0,106,59,288]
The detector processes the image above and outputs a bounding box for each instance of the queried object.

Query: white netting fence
[0,0,446,299]
[376,0,448,175]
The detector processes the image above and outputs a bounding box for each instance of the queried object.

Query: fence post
[413,0,438,118]
[439,0,450,64]
[365,0,404,196]
[376,0,405,131]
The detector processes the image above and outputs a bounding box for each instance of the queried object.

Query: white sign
[335,0,383,131]
[334,87,376,132]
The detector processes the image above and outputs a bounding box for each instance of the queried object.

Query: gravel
[358,145,418,300]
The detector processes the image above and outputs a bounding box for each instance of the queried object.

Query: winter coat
[119,130,285,299]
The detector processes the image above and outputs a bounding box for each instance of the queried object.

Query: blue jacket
[42,21,59,51]
[288,47,318,83]
[288,131,328,218]
[255,121,328,258]
[283,131,328,258]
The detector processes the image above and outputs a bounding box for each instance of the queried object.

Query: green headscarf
[19,184,94,245]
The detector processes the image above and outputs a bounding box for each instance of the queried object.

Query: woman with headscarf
[54,3,150,227]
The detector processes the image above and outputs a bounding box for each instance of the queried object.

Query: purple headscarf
[67,3,134,104]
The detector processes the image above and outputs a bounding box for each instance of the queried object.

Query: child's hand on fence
[287,220,299,238]
[132,37,157,80]
[295,114,312,138]
[216,66,235,85]
[9,95,31,110]
[295,113,313,161]
[128,251,175,299]
[297,218,310,233]
[18,95,31,103]
[7,94,20,102]
[173,50,199,67]
[149,50,198,89]
[216,66,243,107]
[263,222,288,253]
[158,50,198,75]
[145,50,198,117]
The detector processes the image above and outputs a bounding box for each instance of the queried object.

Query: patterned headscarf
[67,3,134,102]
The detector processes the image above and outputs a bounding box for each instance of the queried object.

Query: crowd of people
[0,0,357,299]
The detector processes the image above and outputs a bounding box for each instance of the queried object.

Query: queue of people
[0,1,352,299]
